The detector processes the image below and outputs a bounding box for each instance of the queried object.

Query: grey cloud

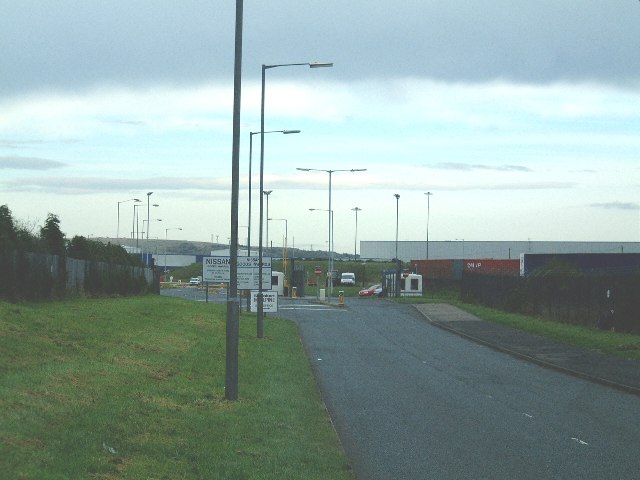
[2,1,640,98]
[0,139,79,149]
[434,181,574,192]
[284,177,572,192]
[591,202,639,211]
[434,162,532,172]
[0,175,231,194]
[0,156,66,170]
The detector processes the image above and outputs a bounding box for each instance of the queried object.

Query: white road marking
[279,305,343,311]
[571,437,589,445]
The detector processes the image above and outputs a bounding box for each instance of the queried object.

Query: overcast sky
[1,1,639,254]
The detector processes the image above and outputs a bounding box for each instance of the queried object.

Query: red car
[358,284,382,297]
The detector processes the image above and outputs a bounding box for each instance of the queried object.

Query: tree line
[0,204,141,266]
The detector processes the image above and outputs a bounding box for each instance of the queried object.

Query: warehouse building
[360,240,640,262]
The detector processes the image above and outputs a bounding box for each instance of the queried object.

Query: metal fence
[460,272,640,333]
[0,250,158,301]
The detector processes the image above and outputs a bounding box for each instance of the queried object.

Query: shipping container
[412,259,519,279]
[463,259,520,276]
[411,260,455,280]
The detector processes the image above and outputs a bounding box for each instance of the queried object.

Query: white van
[340,272,356,286]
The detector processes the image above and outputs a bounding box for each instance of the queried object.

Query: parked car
[358,284,382,296]
[189,277,201,286]
[340,272,356,286]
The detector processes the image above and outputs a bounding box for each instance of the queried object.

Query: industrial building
[360,240,640,262]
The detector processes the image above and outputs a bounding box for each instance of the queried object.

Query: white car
[189,277,201,286]
[340,272,356,286]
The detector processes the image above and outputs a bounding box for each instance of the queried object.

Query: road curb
[415,305,640,397]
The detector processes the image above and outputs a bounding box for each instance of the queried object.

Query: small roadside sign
[250,291,278,313]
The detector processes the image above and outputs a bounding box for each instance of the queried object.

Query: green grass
[399,290,640,361]
[0,296,353,480]
[456,302,640,361]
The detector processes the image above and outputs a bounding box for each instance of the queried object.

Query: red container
[463,259,520,276]
[411,260,455,279]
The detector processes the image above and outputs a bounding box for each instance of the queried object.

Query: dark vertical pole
[226,0,243,401]
[257,65,266,338]
[426,193,430,259]
[246,132,253,312]
[328,171,332,299]
[394,194,400,297]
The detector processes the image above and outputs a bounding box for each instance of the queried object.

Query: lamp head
[283,130,301,134]
[309,62,333,68]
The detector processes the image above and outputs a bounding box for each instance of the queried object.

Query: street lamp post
[394,193,401,297]
[164,227,182,273]
[117,198,140,240]
[297,167,366,299]
[425,192,433,259]
[146,192,153,240]
[226,0,243,401]
[351,207,362,260]
[268,218,288,293]
[142,219,162,265]
[247,131,300,313]
[257,60,332,339]
[133,203,143,250]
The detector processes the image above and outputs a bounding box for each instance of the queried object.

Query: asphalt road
[274,297,640,480]
[161,284,228,303]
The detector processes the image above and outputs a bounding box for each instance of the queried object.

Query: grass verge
[399,291,640,361]
[0,296,353,480]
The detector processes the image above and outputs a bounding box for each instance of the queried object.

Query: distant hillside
[96,237,355,260]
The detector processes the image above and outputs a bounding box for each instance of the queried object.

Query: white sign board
[202,256,272,290]
[250,290,278,313]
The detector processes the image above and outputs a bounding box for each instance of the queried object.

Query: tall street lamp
[394,193,401,298]
[425,192,433,259]
[143,219,162,265]
[164,227,182,273]
[131,202,142,242]
[117,198,140,240]
[297,167,366,299]
[257,60,332,338]
[268,218,288,292]
[226,0,243,401]
[247,130,299,260]
[146,192,154,239]
[351,207,362,260]
[133,203,143,249]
